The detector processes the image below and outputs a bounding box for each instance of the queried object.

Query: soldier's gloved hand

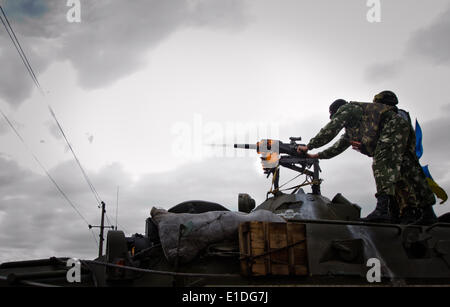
[307,153,319,159]
[350,141,361,152]
[297,145,309,154]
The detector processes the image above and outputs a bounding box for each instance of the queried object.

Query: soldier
[373,90,411,124]
[297,98,436,224]
[372,90,437,224]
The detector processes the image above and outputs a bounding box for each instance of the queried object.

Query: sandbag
[150,207,285,264]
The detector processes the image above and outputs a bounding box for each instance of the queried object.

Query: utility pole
[89,201,115,258]
[99,201,106,257]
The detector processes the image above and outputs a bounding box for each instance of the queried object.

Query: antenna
[115,186,119,231]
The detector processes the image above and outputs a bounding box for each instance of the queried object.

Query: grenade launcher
[234,137,322,196]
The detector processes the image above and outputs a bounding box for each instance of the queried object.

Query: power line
[1,4,103,209]
[0,109,95,233]
[1,108,98,248]
[90,229,99,247]
[105,213,113,227]
[104,211,129,233]
[106,210,129,234]
[0,6,43,95]
[48,106,103,207]
[1,4,132,249]
[0,5,102,248]
[0,111,100,250]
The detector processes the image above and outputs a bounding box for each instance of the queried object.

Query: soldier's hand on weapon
[307,153,319,159]
[350,141,361,151]
[297,145,308,154]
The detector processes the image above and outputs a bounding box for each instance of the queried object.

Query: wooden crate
[239,222,308,277]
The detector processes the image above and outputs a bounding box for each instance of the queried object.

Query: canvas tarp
[150,207,285,264]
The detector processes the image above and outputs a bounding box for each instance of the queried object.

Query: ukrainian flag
[415,119,423,159]
[416,120,448,204]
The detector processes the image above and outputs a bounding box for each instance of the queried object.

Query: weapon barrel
[234,144,258,150]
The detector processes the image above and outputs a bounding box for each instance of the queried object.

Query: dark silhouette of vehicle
[1,137,450,287]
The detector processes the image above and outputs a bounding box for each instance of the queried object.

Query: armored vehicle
[1,138,450,287]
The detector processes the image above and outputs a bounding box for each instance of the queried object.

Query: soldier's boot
[399,207,422,225]
[413,206,438,226]
[363,194,394,223]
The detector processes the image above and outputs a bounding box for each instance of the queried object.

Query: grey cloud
[420,116,450,180]
[0,120,8,135]
[407,7,450,65]
[0,37,42,106]
[187,0,248,30]
[364,61,403,83]
[0,155,267,262]
[2,0,49,19]
[441,104,450,113]
[0,157,117,262]
[0,156,30,186]
[364,5,450,82]
[0,0,60,105]
[45,119,72,152]
[0,0,249,106]
[45,120,62,140]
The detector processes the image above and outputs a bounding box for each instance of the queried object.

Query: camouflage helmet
[373,90,398,106]
[329,99,348,119]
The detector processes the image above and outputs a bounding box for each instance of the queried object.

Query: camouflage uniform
[307,102,435,213]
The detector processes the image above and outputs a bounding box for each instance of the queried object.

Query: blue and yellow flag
[415,120,423,159]
[416,120,448,204]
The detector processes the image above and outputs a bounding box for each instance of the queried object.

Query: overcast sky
[0,0,450,262]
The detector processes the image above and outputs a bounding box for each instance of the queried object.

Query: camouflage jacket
[307,102,395,159]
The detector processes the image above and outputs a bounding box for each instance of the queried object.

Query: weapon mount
[234,137,322,197]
